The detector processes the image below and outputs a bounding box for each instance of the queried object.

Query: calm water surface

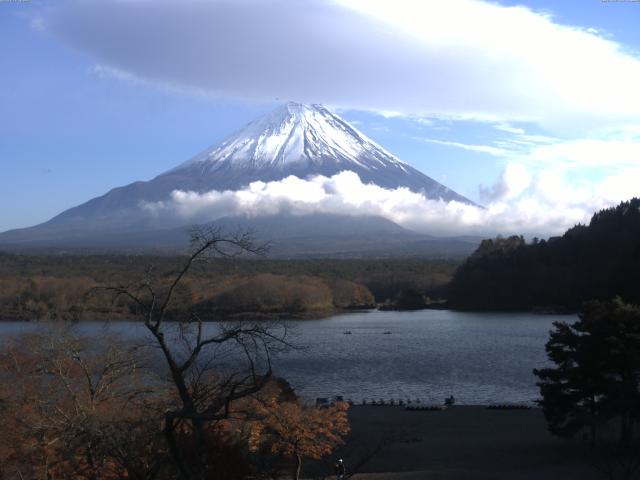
[1,310,574,405]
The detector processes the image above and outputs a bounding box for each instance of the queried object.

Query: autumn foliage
[0,333,350,480]
[0,252,456,321]
[0,333,170,480]
[252,396,350,480]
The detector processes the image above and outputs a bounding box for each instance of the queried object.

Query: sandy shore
[307,405,602,479]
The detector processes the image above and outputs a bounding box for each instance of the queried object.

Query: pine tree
[534,298,640,446]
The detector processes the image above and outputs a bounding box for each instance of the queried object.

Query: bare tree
[100,225,290,479]
[0,330,162,480]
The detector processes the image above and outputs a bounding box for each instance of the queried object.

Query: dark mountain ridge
[0,213,481,259]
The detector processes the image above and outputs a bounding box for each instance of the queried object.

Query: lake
[0,309,573,405]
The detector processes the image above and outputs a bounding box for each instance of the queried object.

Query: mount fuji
[164,102,472,202]
[0,103,480,257]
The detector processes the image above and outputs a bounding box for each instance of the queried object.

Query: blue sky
[1,0,640,235]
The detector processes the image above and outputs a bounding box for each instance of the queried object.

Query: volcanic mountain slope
[0,102,478,254]
[164,102,472,200]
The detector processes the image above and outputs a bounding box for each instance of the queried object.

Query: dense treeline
[448,198,640,311]
[208,274,375,317]
[0,254,456,320]
[0,273,373,321]
[0,254,457,299]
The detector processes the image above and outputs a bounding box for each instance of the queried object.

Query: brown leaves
[253,391,350,462]
[0,332,169,480]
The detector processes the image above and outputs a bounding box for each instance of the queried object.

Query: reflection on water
[0,309,573,405]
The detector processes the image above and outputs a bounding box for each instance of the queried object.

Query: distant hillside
[0,214,480,259]
[447,198,640,311]
[0,254,457,321]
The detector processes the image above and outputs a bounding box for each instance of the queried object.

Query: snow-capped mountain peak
[161,102,474,204]
[174,102,409,174]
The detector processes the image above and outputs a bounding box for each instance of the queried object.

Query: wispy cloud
[524,136,640,171]
[419,138,508,156]
[426,118,640,177]
[494,123,525,135]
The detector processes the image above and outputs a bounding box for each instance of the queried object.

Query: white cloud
[525,137,640,171]
[494,123,525,135]
[30,16,46,32]
[419,138,508,156]
[448,119,640,180]
[142,169,634,237]
[480,162,532,202]
[596,169,640,203]
[90,64,138,82]
[480,126,640,207]
[41,0,640,133]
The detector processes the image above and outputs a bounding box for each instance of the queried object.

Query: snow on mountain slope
[173,102,409,173]
[155,102,474,205]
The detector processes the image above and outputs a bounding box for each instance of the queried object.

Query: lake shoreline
[0,304,577,323]
[422,301,578,315]
[0,306,374,323]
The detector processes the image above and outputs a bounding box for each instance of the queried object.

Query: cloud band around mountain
[142,170,624,237]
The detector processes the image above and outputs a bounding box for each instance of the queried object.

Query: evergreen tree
[534,298,640,446]
[449,198,640,310]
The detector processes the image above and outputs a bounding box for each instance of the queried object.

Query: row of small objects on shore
[361,398,457,407]
[360,399,434,406]
[486,404,532,410]
[316,397,443,407]
[405,404,447,411]
[316,397,533,409]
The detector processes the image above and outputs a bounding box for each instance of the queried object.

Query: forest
[3,198,640,319]
[447,198,640,311]
[0,251,456,321]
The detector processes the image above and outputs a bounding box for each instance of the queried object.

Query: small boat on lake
[343,330,352,335]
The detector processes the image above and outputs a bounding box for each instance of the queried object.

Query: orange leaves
[257,398,350,461]
[0,328,349,480]
[246,396,350,480]
[0,332,168,480]
[191,291,200,304]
